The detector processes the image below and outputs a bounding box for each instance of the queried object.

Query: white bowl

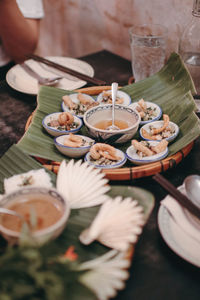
[97,90,132,106]
[83,104,141,144]
[0,187,70,245]
[84,148,127,169]
[140,120,179,142]
[129,101,162,125]
[126,141,169,165]
[54,134,95,158]
[61,93,96,118]
[42,112,83,137]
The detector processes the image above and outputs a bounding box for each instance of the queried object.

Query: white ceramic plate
[54,134,94,158]
[129,101,162,125]
[42,112,83,137]
[6,56,94,95]
[126,141,168,165]
[140,120,179,142]
[158,205,200,267]
[84,149,127,169]
[61,93,96,118]
[96,90,132,106]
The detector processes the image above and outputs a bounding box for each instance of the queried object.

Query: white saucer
[6,56,94,95]
[158,205,200,267]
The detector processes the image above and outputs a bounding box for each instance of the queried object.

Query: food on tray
[63,133,93,148]
[90,143,121,165]
[131,139,168,158]
[3,169,52,194]
[135,98,158,121]
[0,193,63,232]
[141,114,175,140]
[62,93,98,116]
[48,112,79,131]
[101,90,124,104]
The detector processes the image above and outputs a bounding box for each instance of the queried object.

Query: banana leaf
[17,53,200,163]
[0,145,154,260]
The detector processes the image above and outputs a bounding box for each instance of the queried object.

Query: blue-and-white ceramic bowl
[83,104,141,144]
[140,120,179,142]
[97,89,132,106]
[129,101,162,125]
[42,112,83,137]
[61,93,96,118]
[126,140,169,165]
[84,148,127,169]
[54,134,95,158]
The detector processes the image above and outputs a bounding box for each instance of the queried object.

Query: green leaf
[16,53,200,163]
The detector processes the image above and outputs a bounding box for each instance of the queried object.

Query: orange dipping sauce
[94,119,129,130]
[1,196,63,232]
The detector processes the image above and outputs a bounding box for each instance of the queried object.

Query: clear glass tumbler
[129,24,167,82]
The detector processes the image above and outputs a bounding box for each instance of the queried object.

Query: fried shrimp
[138,98,147,111]
[64,133,83,148]
[62,95,76,110]
[77,93,93,105]
[58,112,74,126]
[132,140,154,156]
[90,143,120,161]
[151,114,169,135]
[151,140,168,154]
[141,128,159,140]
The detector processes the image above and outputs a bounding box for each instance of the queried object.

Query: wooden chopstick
[27,54,107,86]
[153,173,200,219]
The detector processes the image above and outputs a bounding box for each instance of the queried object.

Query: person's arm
[0,0,40,63]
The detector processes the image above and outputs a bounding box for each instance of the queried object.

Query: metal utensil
[107,82,120,131]
[184,175,200,209]
[21,62,62,86]
[0,207,25,221]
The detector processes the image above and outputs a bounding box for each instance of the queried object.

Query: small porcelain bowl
[54,134,95,158]
[84,148,127,169]
[0,187,70,245]
[42,112,83,137]
[61,93,96,118]
[140,120,179,142]
[126,140,169,165]
[83,104,141,144]
[129,101,162,125]
[96,90,132,106]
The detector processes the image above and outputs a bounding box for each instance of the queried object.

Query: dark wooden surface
[0,50,200,300]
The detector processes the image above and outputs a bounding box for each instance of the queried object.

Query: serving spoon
[184,175,200,209]
[107,82,120,131]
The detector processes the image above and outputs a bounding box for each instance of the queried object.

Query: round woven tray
[25,86,194,181]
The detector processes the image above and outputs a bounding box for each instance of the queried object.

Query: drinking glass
[129,24,167,82]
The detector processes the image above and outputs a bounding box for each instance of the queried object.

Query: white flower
[56,160,110,209]
[79,250,131,300]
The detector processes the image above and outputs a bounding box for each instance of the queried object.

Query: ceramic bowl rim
[61,92,96,117]
[129,101,162,125]
[0,187,70,239]
[84,149,127,169]
[139,120,179,142]
[42,112,83,134]
[54,134,95,150]
[126,142,169,164]
[83,104,141,134]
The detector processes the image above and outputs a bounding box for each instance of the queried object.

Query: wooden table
[0,50,199,300]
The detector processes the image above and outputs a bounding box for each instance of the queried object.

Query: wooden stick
[28,54,107,86]
[153,173,200,219]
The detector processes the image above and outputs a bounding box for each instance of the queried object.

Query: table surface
[0,50,200,300]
